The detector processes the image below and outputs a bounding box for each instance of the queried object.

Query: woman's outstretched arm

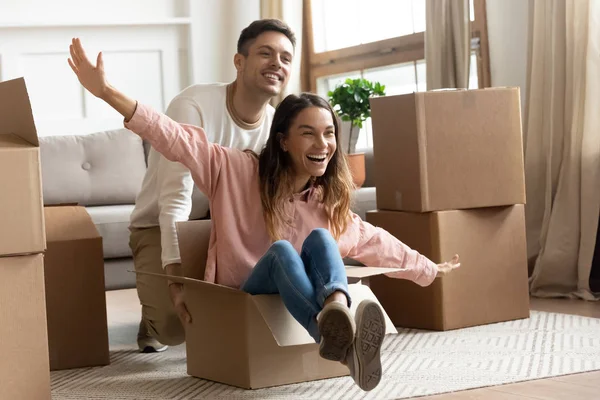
[341,212,460,286]
[68,38,137,121]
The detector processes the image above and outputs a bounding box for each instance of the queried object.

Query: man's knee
[145,312,185,346]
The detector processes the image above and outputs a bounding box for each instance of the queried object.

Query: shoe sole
[139,344,168,353]
[318,302,355,362]
[354,300,385,391]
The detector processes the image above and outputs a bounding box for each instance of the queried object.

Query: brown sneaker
[345,300,385,391]
[137,318,168,353]
[318,301,355,362]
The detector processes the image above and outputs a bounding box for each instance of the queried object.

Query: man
[129,19,296,352]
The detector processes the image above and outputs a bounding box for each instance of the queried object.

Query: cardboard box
[0,77,45,256]
[369,88,526,212]
[44,205,109,370]
[365,205,530,331]
[0,254,51,400]
[136,220,399,389]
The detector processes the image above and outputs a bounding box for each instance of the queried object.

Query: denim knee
[303,228,335,249]
[270,240,304,273]
[270,240,297,258]
[301,228,351,308]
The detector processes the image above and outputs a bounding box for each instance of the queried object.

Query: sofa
[39,129,376,290]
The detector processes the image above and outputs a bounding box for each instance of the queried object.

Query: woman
[68,38,460,392]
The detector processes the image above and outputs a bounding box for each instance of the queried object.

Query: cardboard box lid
[0,77,39,147]
[44,206,100,242]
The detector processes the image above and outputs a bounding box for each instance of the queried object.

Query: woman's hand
[437,254,460,275]
[168,283,192,324]
[67,37,137,121]
[68,38,109,99]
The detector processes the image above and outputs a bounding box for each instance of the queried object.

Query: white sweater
[129,83,274,268]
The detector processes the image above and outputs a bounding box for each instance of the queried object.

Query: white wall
[189,0,261,84]
[0,0,266,136]
[486,0,531,112]
[281,0,304,95]
[0,0,195,136]
[189,0,303,89]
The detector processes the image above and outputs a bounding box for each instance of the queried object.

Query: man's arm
[158,96,207,277]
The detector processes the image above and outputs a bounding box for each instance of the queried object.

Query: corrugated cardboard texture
[0,254,51,400]
[370,88,526,212]
[180,278,350,389]
[44,206,109,370]
[177,219,211,280]
[246,297,347,389]
[172,220,397,389]
[138,280,390,389]
[0,77,39,146]
[366,205,530,330]
[184,281,252,388]
[0,134,45,256]
[0,77,45,256]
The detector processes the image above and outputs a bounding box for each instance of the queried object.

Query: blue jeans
[241,228,351,343]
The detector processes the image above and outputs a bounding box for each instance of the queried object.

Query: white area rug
[51,311,600,399]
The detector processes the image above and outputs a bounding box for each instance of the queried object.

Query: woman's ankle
[324,291,348,307]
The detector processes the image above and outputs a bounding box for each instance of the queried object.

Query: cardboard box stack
[0,77,51,399]
[366,88,530,331]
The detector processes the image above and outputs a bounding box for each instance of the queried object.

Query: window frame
[301,0,491,93]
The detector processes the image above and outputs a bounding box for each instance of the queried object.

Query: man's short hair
[237,19,296,56]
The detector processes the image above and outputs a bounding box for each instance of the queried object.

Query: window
[303,0,491,148]
[311,0,431,53]
[316,52,480,148]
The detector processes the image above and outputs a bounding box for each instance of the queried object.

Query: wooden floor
[423,297,600,400]
[106,292,600,400]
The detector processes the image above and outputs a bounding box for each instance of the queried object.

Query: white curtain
[260,0,303,105]
[525,0,600,299]
[425,0,471,89]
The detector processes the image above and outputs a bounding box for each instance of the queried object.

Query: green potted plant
[328,78,385,187]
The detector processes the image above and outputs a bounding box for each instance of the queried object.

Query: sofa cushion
[86,204,135,259]
[104,257,136,290]
[39,129,146,206]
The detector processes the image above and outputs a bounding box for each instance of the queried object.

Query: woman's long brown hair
[257,93,354,241]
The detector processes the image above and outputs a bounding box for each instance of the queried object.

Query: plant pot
[347,152,366,188]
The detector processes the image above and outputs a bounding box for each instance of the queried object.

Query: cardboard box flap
[251,284,397,347]
[0,133,32,148]
[345,266,402,278]
[44,206,100,242]
[133,270,243,296]
[176,220,212,280]
[0,77,38,146]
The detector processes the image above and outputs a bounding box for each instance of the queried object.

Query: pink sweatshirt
[125,104,438,289]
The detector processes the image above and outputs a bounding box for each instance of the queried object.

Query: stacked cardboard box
[367,88,530,331]
[0,78,51,399]
[44,205,109,371]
